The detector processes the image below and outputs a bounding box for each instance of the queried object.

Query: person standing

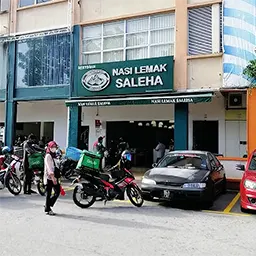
[96,136,106,169]
[23,134,42,194]
[117,137,129,158]
[155,141,166,163]
[44,141,61,216]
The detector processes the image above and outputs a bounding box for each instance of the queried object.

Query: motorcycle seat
[99,173,111,182]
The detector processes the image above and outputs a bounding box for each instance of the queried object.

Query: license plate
[163,190,172,199]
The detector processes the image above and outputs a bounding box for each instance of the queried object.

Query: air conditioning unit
[227,93,246,109]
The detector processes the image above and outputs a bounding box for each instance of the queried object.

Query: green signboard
[77,56,174,97]
[66,93,213,107]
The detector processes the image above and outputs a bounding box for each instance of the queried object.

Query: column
[40,122,45,139]
[174,0,188,90]
[4,41,16,147]
[247,88,256,155]
[174,103,188,150]
[67,104,81,148]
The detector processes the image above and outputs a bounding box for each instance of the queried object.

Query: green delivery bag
[28,153,44,169]
[76,150,102,171]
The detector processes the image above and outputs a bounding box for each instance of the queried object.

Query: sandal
[46,210,56,216]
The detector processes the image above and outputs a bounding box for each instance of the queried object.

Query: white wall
[82,104,174,151]
[189,93,225,155]
[0,103,5,123]
[17,101,67,149]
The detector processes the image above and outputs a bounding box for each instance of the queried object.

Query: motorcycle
[10,153,24,181]
[0,155,22,195]
[72,163,144,209]
[60,158,78,180]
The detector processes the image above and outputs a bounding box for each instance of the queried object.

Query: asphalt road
[0,188,256,256]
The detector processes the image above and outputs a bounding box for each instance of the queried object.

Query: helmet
[2,146,11,155]
[120,150,132,170]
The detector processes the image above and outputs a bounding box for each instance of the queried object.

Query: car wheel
[222,176,227,194]
[240,206,248,213]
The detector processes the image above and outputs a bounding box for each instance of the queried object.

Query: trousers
[45,179,60,212]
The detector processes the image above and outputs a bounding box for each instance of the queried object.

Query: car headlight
[244,179,256,190]
[183,183,206,189]
[142,177,156,185]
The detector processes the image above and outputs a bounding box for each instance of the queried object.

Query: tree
[17,34,71,87]
[243,59,256,87]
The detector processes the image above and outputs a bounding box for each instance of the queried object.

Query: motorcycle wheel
[126,184,144,207]
[6,174,22,196]
[37,179,46,196]
[73,184,96,208]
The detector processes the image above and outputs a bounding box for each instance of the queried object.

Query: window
[157,153,209,170]
[16,33,71,88]
[19,0,51,8]
[0,0,10,11]
[188,4,223,55]
[82,13,175,64]
[208,154,217,170]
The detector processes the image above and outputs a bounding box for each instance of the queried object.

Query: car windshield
[249,156,256,170]
[157,153,209,170]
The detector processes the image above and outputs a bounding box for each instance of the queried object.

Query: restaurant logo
[81,69,111,92]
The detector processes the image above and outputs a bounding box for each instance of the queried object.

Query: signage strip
[66,93,214,107]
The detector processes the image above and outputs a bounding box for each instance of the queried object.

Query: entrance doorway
[79,126,89,150]
[193,121,219,154]
[106,121,174,167]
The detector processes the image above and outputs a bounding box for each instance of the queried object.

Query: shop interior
[106,120,174,167]
[0,122,54,145]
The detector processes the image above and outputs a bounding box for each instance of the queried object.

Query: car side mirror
[236,164,245,171]
[152,163,157,168]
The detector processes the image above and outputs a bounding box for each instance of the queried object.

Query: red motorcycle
[72,151,144,208]
[0,155,22,195]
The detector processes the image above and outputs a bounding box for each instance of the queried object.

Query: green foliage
[243,60,256,86]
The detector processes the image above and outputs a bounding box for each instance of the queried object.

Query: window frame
[82,13,175,64]
[18,0,52,8]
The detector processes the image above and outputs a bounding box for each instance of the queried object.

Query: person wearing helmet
[44,141,61,215]
[23,134,44,195]
[1,146,12,155]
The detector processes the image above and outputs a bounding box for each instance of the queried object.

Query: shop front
[66,56,214,166]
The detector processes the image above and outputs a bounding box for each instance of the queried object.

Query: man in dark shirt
[23,134,43,194]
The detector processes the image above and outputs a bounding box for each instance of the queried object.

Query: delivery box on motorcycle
[28,153,44,169]
[76,150,102,172]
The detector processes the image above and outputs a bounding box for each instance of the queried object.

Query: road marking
[203,210,250,217]
[223,192,241,213]
[63,187,74,192]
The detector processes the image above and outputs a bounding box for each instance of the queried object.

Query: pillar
[67,104,81,148]
[174,103,188,150]
[40,122,45,139]
[247,88,256,155]
[174,0,188,90]
[4,41,16,147]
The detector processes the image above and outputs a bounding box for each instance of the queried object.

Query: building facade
[0,0,255,177]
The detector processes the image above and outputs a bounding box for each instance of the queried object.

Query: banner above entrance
[66,93,214,107]
[77,56,174,97]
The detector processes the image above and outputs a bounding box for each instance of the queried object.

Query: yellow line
[223,193,241,213]
[203,210,250,217]
[63,187,74,192]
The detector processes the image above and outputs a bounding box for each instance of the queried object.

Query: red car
[237,150,256,212]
